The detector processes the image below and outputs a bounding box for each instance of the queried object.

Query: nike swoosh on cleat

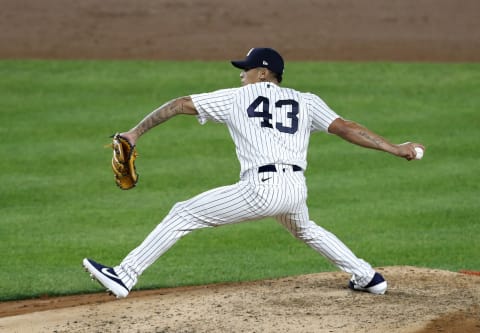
[101,267,121,280]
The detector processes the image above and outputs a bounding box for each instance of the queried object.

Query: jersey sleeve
[191,88,237,125]
[306,93,341,132]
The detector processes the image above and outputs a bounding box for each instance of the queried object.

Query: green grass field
[1,60,478,301]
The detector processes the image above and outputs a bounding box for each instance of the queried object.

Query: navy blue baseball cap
[231,48,284,78]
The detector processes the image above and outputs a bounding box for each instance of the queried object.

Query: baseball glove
[110,133,138,190]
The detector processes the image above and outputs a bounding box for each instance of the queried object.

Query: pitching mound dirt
[1,267,479,333]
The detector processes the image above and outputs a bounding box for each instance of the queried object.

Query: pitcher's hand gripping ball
[414,147,424,160]
[110,133,138,190]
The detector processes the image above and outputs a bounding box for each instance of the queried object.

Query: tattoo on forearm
[358,130,384,148]
[133,97,189,136]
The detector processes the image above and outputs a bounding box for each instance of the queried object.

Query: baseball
[414,147,424,160]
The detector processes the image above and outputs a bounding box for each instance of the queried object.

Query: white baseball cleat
[349,272,387,295]
[83,258,129,298]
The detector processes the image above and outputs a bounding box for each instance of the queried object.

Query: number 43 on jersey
[247,96,299,134]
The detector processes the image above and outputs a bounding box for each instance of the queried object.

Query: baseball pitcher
[84,48,424,298]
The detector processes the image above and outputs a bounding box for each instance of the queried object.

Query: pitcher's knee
[167,201,216,228]
[168,201,195,221]
[295,222,328,242]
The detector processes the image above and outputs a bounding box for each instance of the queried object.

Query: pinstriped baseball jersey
[191,82,339,176]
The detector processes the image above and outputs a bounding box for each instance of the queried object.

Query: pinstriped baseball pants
[116,164,375,289]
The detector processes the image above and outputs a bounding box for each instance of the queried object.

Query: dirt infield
[1,0,480,332]
[1,0,479,61]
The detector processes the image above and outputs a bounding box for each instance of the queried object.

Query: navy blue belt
[258,164,302,173]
